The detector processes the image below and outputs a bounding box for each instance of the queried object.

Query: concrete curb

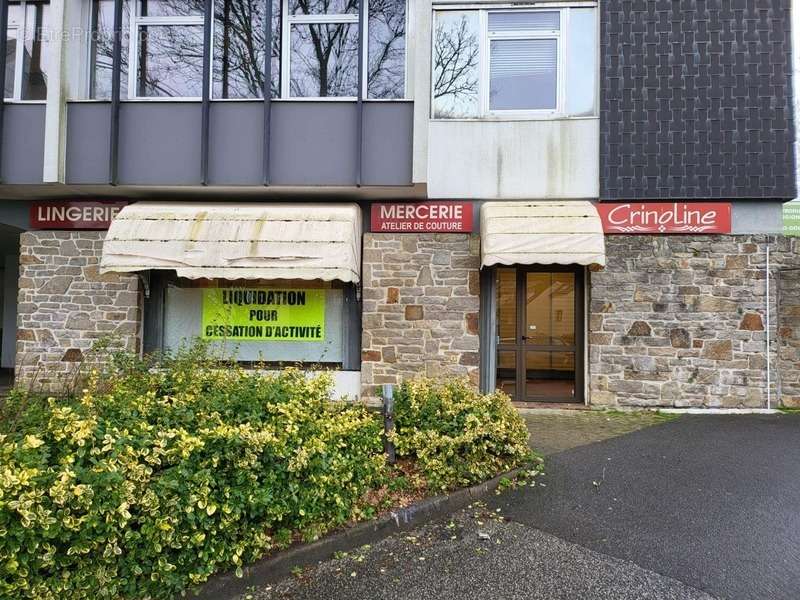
[659,408,781,415]
[190,467,526,600]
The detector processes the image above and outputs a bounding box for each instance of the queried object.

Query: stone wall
[589,235,800,408]
[16,231,140,392]
[778,262,800,407]
[361,234,480,401]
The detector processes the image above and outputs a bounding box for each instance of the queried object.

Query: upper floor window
[432,6,597,119]
[89,0,407,100]
[4,0,51,101]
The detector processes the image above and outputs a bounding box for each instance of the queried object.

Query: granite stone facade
[589,235,800,408]
[360,233,481,401]
[16,231,140,391]
[12,227,800,410]
[778,264,800,407]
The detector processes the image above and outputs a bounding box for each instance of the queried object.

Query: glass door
[495,266,583,403]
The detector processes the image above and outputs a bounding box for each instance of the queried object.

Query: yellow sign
[201,289,326,342]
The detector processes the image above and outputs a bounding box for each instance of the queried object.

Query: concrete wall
[427,118,599,199]
[360,233,481,401]
[16,231,140,392]
[589,235,800,409]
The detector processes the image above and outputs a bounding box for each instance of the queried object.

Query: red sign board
[371,201,473,233]
[598,202,732,234]
[30,201,128,230]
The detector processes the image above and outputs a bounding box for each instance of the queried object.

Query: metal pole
[0,0,8,183]
[262,0,273,185]
[382,383,396,465]
[354,0,365,187]
[766,243,772,410]
[776,268,783,407]
[200,0,213,185]
[109,0,123,185]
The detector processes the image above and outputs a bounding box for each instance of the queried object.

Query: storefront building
[1,0,799,409]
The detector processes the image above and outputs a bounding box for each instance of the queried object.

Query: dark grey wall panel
[119,103,202,185]
[270,101,413,186]
[600,0,795,201]
[208,102,262,185]
[270,102,359,186]
[66,103,111,184]
[2,104,45,184]
[65,100,413,187]
[362,102,413,186]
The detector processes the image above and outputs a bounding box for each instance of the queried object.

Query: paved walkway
[243,412,800,600]
[521,409,673,456]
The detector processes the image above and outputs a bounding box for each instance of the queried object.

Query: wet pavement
[521,409,674,456]
[241,412,800,600]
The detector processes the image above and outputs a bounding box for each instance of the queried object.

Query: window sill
[430,114,599,123]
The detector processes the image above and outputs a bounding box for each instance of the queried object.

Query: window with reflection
[432,6,597,119]
[214,0,281,98]
[90,0,129,99]
[286,0,359,97]
[367,0,405,98]
[4,0,51,101]
[431,11,479,118]
[89,0,407,100]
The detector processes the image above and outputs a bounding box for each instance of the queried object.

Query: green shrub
[391,378,533,491]
[0,349,386,599]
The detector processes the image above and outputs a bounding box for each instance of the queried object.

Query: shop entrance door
[496,266,584,403]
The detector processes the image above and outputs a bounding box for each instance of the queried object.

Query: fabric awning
[100,202,362,283]
[481,201,606,269]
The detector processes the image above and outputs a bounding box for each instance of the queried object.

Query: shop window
[161,279,347,365]
[432,6,597,119]
[4,0,51,101]
[89,0,407,100]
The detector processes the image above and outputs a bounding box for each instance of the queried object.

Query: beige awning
[100,202,362,283]
[481,201,605,269]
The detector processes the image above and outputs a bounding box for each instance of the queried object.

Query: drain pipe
[766,242,771,411]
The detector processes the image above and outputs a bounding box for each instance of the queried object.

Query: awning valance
[480,201,606,269]
[100,202,362,283]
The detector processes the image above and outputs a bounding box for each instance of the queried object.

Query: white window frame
[93,0,411,101]
[4,0,46,103]
[4,23,22,101]
[431,4,595,120]
[281,0,360,100]
[127,2,205,101]
[483,9,564,117]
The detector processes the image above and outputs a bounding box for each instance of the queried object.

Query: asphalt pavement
[245,413,800,600]
[491,414,800,600]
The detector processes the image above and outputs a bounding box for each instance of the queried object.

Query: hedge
[0,350,386,599]
[0,347,532,599]
[392,378,533,491]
